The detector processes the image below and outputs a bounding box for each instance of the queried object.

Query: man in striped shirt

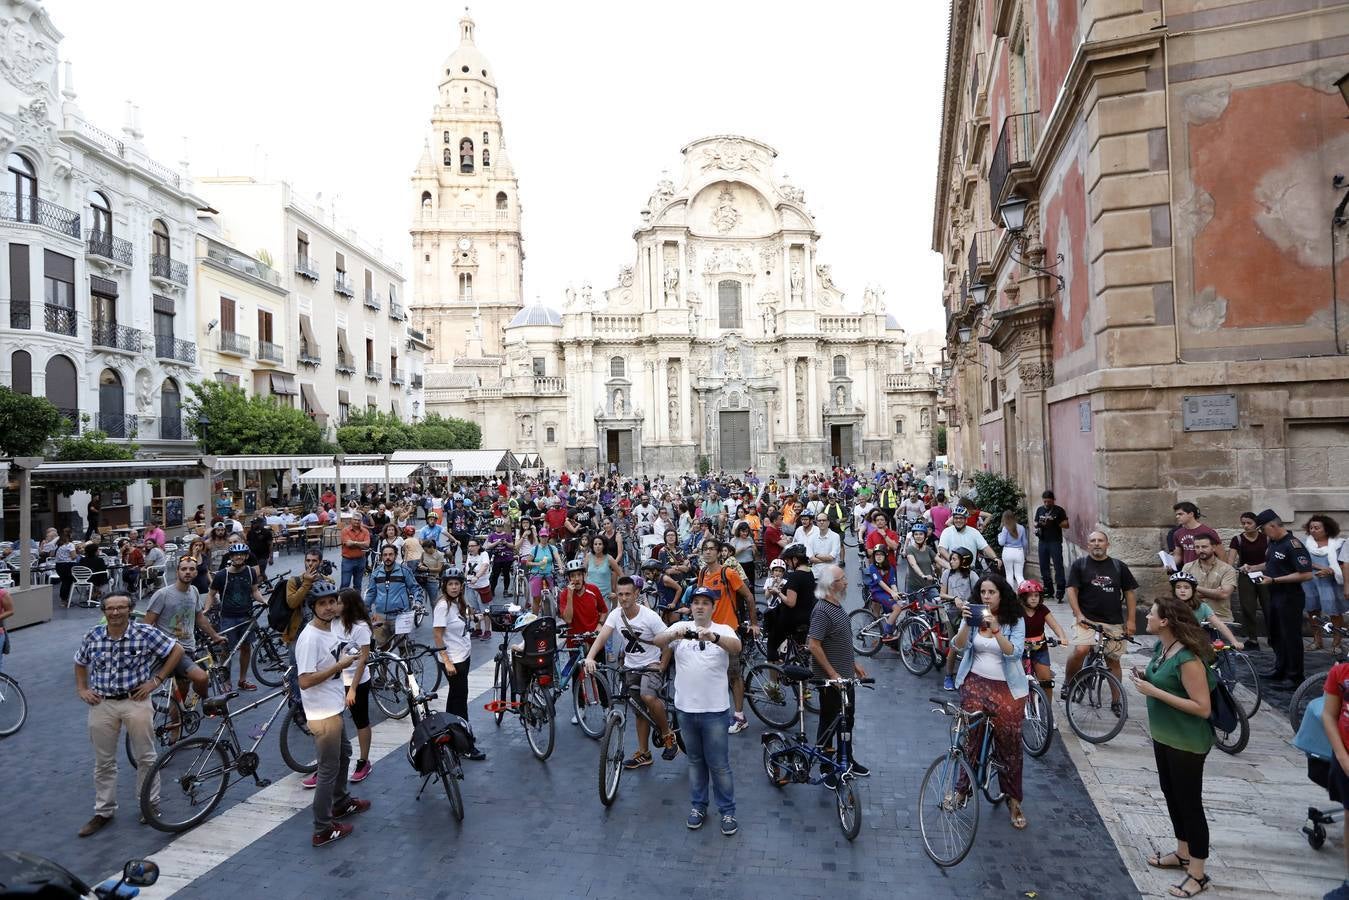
[808,565,869,784]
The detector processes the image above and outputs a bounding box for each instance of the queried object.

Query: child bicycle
[394,652,475,822]
[918,696,1013,866]
[483,605,561,761]
[760,666,875,841]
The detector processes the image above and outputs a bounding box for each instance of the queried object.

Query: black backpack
[407,711,475,774]
[266,577,294,633]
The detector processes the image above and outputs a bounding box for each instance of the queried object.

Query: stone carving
[1254,132,1349,268]
[778,174,804,203]
[1175,187,1214,239]
[135,369,154,412]
[835,385,846,407]
[14,96,55,150]
[580,282,593,308]
[0,17,56,94]
[758,242,780,272]
[1181,83,1231,125]
[920,408,931,430]
[790,265,803,296]
[1186,286,1229,332]
[712,186,740,234]
[667,360,681,432]
[816,264,834,291]
[723,334,743,379]
[663,262,679,305]
[1017,361,1055,391]
[618,264,634,287]
[862,285,885,315]
[699,138,763,173]
[703,246,752,275]
[760,290,779,336]
[613,389,625,418]
[687,289,701,333]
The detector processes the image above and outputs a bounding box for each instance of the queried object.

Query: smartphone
[967,603,986,625]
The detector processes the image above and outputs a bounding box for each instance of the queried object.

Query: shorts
[1071,621,1126,660]
[218,615,253,650]
[1025,643,1051,669]
[171,651,204,680]
[345,680,371,729]
[470,587,492,611]
[623,667,664,699]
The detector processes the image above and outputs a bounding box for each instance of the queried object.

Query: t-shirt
[1033,504,1068,542]
[146,583,203,652]
[464,551,490,590]
[938,524,988,558]
[1171,524,1221,566]
[604,604,665,670]
[1228,532,1268,568]
[783,569,817,621]
[807,598,853,679]
[1067,556,1139,625]
[942,568,976,604]
[865,528,899,567]
[1324,662,1349,749]
[1023,604,1049,641]
[929,506,953,538]
[762,525,783,566]
[667,621,737,713]
[1182,557,1238,620]
[295,623,351,721]
[906,544,939,592]
[332,620,372,686]
[211,568,256,619]
[697,563,746,630]
[562,584,606,637]
[432,599,473,664]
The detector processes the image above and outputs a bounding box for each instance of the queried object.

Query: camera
[319,559,335,576]
[967,603,986,625]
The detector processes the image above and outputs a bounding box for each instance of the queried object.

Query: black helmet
[442,566,465,582]
[781,544,808,561]
[305,581,339,609]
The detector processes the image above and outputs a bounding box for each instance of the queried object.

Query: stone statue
[422,194,432,210]
[613,389,625,417]
[835,385,846,407]
[816,264,834,291]
[580,282,594,308]
[790,265,803,296]
[135,370,154,412]
[663,265,679,303]
[564,286,577,309]
[618,265,634,287]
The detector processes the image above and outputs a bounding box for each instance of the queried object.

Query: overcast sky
[47,0,948,334]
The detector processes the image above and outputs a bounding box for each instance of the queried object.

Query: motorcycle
[0,853,158,899]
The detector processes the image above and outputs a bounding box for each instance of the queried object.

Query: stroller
[1293,693,1343,849]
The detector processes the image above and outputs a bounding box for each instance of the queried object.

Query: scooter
[0,853,159,899]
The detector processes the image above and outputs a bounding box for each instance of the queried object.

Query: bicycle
[1020,636,1057,759]
[743,628,818,727]
[0,671,27,739]
[1287,621,1346,730]
[761,666,874,840]
[896,601,957,677]
[849,588,934,657]
[392,652,467,821]
[139,668,317,833]
[1062,622,1137,744]
[483,607,559,761]
[367,634,442,719]
[552,630,612,740]
[126,641,231,769]
[1207,631,1260,719]
[918,696,1013,867]
[598,665,684,807]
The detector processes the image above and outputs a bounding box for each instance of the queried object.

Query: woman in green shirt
[1130,594,1216,898]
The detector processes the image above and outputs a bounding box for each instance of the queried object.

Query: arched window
[443,131,450,144]
[161,378,182,439]
[545,425,555,444]
[495,191,508,211]
[833,354,847,377]
[443,147,452,166]
[717,280,742,329]
[10,350,31,395]
[7,152,37,223]
[98,368,125,437]
[458,272,472,302]
[459,138,474,174]
[152,219,170,260]
[44,355,78,422]
[609,357,625,378]
[895,418,905,434]
[89,190,112,236]
[420,191,432,210]
[482,149,490,168]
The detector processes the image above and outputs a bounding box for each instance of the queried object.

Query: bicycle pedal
[255,777,272,788]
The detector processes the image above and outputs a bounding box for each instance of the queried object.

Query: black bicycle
[394,652,470,822]
[598,665,683,807]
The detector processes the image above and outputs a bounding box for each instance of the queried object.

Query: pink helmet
[1017,579,1045,595]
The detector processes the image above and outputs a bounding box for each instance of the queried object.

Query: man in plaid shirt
[74,591,182,837]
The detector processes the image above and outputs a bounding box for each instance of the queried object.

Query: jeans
[340,556,365,593]
[679,708,735,816]
[308,713,352,830]
[1001,547,1026,589]
[1037,540,1065,598]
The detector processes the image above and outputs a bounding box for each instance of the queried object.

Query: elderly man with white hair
[807,565,870,786]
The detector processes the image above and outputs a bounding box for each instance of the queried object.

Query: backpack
[266,577,295,633]
[407,711,475,774]
[1208,672,1241,735]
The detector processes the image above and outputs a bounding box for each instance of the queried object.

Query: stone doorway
[718,411,750,472]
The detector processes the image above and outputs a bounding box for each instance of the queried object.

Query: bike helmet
[426,512,439,521]
[952,547,975,562]
[564,557,587,574]
[781,543,808,561]
[442,566,465,582]
[870,545,889,557]
[1016,579,1045,595]
[538,527,551,537]
[227,542,249,556]
[641,558,664,571]
[493,517,506,527]
[910,522,928,534]
[951,505,969,517]
[304,581,339,608]
[768,557,786,570]
[402,525,416,537]
[1168,571,1199,587]
[689,586,720,605]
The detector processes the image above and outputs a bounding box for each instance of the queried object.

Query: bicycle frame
[938,702,1001,795]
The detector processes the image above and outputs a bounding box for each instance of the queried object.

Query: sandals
[1148,851,1190,869]
[1168,874,1210,897]
[1008,802,1028,830]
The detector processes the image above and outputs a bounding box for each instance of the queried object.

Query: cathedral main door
[718,411,750,473]
[606,429,633,473]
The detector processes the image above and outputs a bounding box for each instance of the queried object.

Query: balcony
[257,339,284,363]
[411,373,424,389]
[155,334,196,364]
[150,253,189,287]
[86,230,134,267]
[592,314,641,335]
[97,412,138,439]
[91,321,144,353]
[335,354,357,376]
[299,342,322,367]
[390,368,405,386]
[219,330,251,357]
[967,229,995,286]
[44,303,77,337]
[334,272,354,297]
[203,241,282,286]
[55,407,83,434]
[886,372,936,391]
[988,111,1039,217]
[365,362,383,382]
[502,375,566,395]
[389,300,406,321]
[9,302,30,329]
[363,290,381,311]
[0,191,80,238]
[819,315,862,334]
[158,416,186,441]
[294,254,320,281]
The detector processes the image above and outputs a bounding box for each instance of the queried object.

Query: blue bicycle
[760,665,874,840]
[917,697,1010,867]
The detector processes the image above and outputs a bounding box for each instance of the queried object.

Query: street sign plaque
[1182,393,1238,432]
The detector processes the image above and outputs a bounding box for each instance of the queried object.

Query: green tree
[936,425,947,455]
[185,381,330,455]
[0,387,62,457]
[335,409,414,454]
[47,427,136,496]
[971,470,1027,548]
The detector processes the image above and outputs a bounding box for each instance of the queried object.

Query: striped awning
[26,457,209,483]
[298,463,420,484]
[213,455,336,471]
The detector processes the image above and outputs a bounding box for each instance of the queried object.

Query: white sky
[47,0,948,333]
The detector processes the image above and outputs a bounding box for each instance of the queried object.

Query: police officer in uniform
[1249,508,1314,684]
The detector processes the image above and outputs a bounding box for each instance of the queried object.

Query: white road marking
[119,658,499,898]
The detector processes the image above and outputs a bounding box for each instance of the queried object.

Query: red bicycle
[897,600,956,677]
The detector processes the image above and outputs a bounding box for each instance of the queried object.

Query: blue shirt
[954,617,1028,699]
[74,622,177,696]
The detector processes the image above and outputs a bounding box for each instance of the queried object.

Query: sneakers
[660,732,679,761]
[942,675,956,692]
[350,760,373,783]
[881,621,895,637]
[78,814,112,837]
[720,815,738,836]
[850,761,871,777]
[463,749,487,761]
[570,714,580,725]
[686,809,706,830]
[1111,702,1123,718]
[333,797,371,819]
[138,806,159,825]
[823,771,839,791]
[312,822,353,847]
[728,714,748,734]
[237,679,258,692]
[301,773,317,789]
[623,751,653,770]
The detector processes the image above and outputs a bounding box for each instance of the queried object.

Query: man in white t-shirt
[804,513,842,579]
[653,587,741,837]
[937,506,1000,571]
[295,583,370,847]
[585,577,673,768]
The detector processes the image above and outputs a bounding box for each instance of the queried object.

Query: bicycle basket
[518,616,558,671]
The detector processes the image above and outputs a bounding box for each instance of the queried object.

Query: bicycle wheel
[437,743,464,822]
[849,609,884,657]
[493,655,508,727]
[843,529,858,549]
[279,709,318,774]
[1289,672,1325,732]
[371,661,410,719]
[1213,703,1250,755]
[572,667,610,740]
[836,775,862,841]
[412,644,445,694]
[522,680,555,761]
[918,752,980,868]
[743,663,800,729]
[1220,651,1261,718]
[1064,668,1127,744]
[762,734,792,787]
[0,673,27,738]
[143,737,232,833]
[599,713,625,806]
[899,618,936,676]
[1021,681,1054,758]
[250,632,288,688]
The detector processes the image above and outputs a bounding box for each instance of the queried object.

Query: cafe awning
[298,463,419,485]
[23,457,212,484]
[212,455,335,471]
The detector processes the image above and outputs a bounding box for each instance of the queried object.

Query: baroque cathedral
[413,12,938,474]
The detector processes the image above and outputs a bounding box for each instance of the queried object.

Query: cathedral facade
[416,15,937,474]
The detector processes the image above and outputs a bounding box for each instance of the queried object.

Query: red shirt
[497,482,508,497]
[544,507,568,534]
[561,584,606,640]
[865,527,899,568]
[560,473,571,486]
[763,524,783,566]
[1325,662,1349,747]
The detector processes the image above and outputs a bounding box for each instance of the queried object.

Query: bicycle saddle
[203,692,239,715]
[780,664,814,683]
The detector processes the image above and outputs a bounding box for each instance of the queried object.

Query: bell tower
[410,9,524,364]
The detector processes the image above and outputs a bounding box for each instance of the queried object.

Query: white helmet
[564,558,586,574]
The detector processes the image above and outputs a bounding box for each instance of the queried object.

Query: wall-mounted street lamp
[997,196,1066,294]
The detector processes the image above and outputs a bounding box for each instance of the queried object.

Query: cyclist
[1019,579,1069,702]
[862,545,900,624]
[434,567,487,760]
[417,511,447,554]
[807,565,870,786]
[560,558,607,652]
[206,543,265,692]
[142,557,226,722]
[333,588,374,785]
[763,557,788,609]
[693,540,756,734]
[525,527,563,615]
[364,544,424,649]
[485,517,516,600]
[937,506,1002,572]
[1169,571,1242,647]
[939,548,978,691]
[584,576,676,768]
[1064,530,1139,714]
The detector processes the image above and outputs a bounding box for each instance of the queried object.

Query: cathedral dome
[441,11,496,88]
[506,304,562,328]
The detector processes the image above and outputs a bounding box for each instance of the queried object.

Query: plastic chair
[141,564,165,601]
[69,566,97,608]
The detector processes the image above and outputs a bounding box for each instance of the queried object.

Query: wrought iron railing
[0,192,80,237]
[155,334,196,363]
[97,412,138,439]
[45,303,77,336]
[988,111,1038,217]
[55,407,83,434]
[335,353,356,376]
[151,253,188,286]
[219,330,251,356]
[86,230,135,266]
[390,368,404,386]
[91,321,144,352]
[363,290,381,311]
[411,373,424,389]
[365,363,383,381]
[389,300,406,321]
[968,229,995,285]
[159,416,185,440]
[299,342,322,367]
[334,272,354,296]
[257,340,284,363]
[295,254,320,281]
